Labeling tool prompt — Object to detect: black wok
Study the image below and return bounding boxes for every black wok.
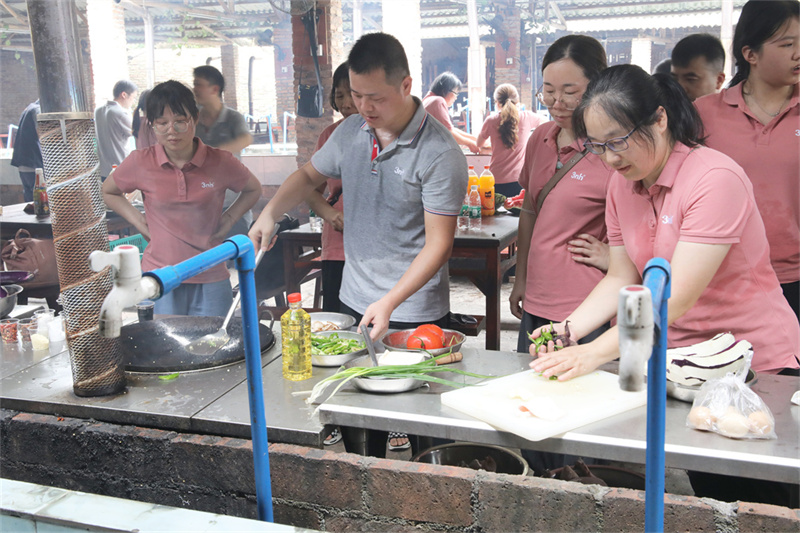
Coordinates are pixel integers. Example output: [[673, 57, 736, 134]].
[[120, 315, 275, 373]]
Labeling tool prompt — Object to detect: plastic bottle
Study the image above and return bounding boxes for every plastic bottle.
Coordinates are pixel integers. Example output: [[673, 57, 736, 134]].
[[468, 184, 482, 232], [32, 168, 49, 218], [457, 191, 470, 232], [281, 292, 312, 381], [309, 209, 322, 232], [479, 165, 495, 216], [467, 165, 479, 190]]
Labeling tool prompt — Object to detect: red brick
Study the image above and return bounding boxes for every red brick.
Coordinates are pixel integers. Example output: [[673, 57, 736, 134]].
[[737, 501, 800, 532], [601, 487, 646, 532], [477, 474, 598, 532], [269, 443, 362, 509], [170, 432, 256, 493], [365, 457, 476, 526], [664, 493, 716, 532], [325, 515, 431, 532], [273, 502, 321, 530]]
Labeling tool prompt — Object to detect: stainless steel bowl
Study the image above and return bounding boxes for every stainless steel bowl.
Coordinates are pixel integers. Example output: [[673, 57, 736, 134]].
[[353, 375, 426, 393], [0, 284, 23, 318], [412, 443, 529, 475], [380, 328, 466, 356], [309, 312, 356, 332], [311, 330, 367, 367], [666, 369, 758, 402]]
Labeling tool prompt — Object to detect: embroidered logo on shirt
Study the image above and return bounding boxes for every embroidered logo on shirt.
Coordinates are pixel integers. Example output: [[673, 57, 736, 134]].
[[570, 171, 585, 181], [795, 129, 800, 136], [201, 181, 215, 189], [394, 166, 405, 176], [661, 215, 674, 225]]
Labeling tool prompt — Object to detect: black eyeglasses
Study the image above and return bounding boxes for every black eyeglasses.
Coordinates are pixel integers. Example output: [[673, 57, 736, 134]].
[[583, 124, 640, 155]]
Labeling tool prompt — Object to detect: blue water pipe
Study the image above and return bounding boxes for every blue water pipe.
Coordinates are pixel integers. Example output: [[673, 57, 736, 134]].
[[641, 257, 671, 532], [146, 235, 274, 522]]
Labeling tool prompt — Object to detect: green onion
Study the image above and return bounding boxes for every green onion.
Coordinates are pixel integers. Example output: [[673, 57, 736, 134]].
[[159, 372, 180, 381], [311, 333, 365, 355]]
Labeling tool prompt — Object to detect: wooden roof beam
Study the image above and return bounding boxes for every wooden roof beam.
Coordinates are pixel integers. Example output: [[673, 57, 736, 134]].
[[0, 0, 28, 26], [196, 22, 236, 44]]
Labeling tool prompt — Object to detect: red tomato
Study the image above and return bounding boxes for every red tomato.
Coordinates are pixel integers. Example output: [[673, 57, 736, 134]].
[[406, 331, 444, 350], [414, 324, 445, 343]]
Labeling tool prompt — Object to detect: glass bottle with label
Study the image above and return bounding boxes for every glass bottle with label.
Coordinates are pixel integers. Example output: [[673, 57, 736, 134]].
[[33, 168, 49, 218], [281, 292, 312, 381]]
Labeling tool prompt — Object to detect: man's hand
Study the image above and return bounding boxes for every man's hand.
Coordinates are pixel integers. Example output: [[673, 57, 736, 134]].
[[248, 215, 279, 252], [359, 298, 394, 341]]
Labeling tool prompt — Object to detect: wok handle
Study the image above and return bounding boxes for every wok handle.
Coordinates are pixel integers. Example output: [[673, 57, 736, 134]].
[[223, 249, 266, 330]]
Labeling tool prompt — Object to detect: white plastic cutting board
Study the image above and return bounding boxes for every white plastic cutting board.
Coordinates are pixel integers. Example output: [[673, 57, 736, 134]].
[[441, 369, 647, 442]]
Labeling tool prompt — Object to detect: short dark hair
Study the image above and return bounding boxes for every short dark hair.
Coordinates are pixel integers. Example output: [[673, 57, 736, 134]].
[[542, 35, 607, 81], [729, 0, 799, 87], [653, 58, 672, 76], [428, 72, 461, 98], [193, 65, 225, 94], [132, 88, 151, 138], [113, 80, 137, 99], [330, 61, 349, 111], [146, 80, 199, 123], [672, 34, 725, 72], [348, 32, 410, 85], [573, 64, 705, 151]]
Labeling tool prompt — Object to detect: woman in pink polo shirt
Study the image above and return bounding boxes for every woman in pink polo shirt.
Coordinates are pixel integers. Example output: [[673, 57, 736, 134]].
[[511, 35, 614, 353], [475, 83, 545, 197], [694, 0, 800, 318], [529, 65, 800, 381], [422, 72, 479, 153], [103, 80, 262, 317]]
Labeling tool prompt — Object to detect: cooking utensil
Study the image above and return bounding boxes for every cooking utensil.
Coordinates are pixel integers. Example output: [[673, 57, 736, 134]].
[[311, 330, 367, 367], [359, 324, 379, 367], [353, 374, 426, 394], [0, 284, 23, 318], [185, 225, 277, 356], [441, 369, 647, 442], [0, 271, 34, 285], [121, 314, 275, 373], [666, 369, 758, 403], [309, 312, 356, 332], [412, 443, 529, 476], [380, 328, 466, 356]]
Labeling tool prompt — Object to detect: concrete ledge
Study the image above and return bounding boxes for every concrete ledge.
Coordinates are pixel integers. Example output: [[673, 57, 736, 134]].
[[1, 409, 798, 532]]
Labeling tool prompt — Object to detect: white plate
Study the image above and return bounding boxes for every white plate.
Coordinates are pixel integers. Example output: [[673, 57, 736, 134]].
[[353, 376, 426, 394]]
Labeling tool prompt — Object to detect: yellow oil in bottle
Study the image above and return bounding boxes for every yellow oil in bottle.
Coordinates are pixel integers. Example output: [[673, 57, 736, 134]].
[[281, 293, 312, 381]]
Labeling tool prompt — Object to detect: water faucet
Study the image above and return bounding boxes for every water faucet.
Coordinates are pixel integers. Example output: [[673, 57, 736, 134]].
[[617, 285, 654, 392], [90, 245, 161, 338]]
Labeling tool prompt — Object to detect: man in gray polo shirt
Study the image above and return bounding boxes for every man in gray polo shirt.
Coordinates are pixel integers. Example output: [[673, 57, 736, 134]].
[[193, 65, 254, 237], [95, 80, 137, 181], [250, 32, 467, 340]]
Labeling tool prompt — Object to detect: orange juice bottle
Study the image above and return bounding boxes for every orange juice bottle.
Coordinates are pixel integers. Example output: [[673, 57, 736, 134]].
[[468, 165, 479, 190], [479, 165, 495, 216]]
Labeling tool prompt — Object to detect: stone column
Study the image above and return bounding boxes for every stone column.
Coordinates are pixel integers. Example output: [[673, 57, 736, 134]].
[[273, 22, 295, 141], [220, 43, 242, 112], [493, 0, 522, 106], [381, 0, 422, 97], [86, 0, 129, 107]]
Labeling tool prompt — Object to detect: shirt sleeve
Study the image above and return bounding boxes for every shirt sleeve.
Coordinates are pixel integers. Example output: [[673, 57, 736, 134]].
[[217, 149, 254, 193], [424, 97, 454, 130], [229, 109, 251, 138], [310, 120, 346, 180], [111, 108, 133, 140], [111, 150, 142, 193], [679, 167, 751, 244], [420, 148, 469, 215], [605, 182, 624, 247]]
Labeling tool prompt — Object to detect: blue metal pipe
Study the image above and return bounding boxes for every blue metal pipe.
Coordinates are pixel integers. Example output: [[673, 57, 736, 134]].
[[641, 257, 671, 533], [144, 234, 273, 522]]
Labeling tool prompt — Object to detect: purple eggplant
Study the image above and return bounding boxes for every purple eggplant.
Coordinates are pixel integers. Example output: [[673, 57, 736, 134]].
[[0, 271, 34, 285]]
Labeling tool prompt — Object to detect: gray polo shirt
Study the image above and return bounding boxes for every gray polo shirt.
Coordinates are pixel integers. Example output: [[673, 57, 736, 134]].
[[311, 97, 468, 321], [196, 105, 253, 225], [95, 100, 133, 177]]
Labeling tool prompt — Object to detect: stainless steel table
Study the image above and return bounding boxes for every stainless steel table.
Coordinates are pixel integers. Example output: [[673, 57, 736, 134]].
[[318, 348, 800, 484]]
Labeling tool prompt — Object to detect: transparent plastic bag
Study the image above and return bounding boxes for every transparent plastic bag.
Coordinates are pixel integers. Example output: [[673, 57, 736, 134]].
[[685, 353, 776, 440]]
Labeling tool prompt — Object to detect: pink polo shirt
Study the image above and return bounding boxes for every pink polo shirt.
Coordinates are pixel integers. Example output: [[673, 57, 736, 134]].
[[314, 120, 344, 262], [478, 110, 545, 184], [422, 93, 453, 130], [694, 84, 800, 284], [606, 143, 800, 373], [519, 122, 613, 320], [113, 139, 252, 284]]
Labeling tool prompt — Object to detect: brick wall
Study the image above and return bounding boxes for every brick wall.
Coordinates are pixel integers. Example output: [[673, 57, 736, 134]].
[[493, 1, 522, 103], [0, 51, 38, 139], [2, 410, 798, 532]]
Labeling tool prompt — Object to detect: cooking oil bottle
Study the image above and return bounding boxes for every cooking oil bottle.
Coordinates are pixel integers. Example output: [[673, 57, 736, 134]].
[[281, 292, 312, 381]]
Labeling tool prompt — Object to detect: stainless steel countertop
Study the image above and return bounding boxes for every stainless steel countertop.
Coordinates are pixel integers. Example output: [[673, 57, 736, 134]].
[[318, 348, 800, 483]]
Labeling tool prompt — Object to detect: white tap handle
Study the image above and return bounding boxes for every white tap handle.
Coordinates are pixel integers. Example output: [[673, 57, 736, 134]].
[[90, 249, 121, 273]]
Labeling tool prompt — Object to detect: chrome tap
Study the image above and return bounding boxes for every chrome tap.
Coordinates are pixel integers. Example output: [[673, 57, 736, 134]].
[[90, 245, 161, 338], [617, 285, 654, 392]]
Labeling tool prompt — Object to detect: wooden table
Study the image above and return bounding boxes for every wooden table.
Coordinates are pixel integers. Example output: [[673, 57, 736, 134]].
[[278, 214, 519, 350], [0, 202, 139, 240]]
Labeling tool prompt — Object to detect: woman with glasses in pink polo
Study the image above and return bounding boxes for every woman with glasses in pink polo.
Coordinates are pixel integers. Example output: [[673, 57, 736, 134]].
[[422, 71, 479, 153], [102, 80, 262, 317], [511, 34, 614, 353], [529, 65, 799, 381]]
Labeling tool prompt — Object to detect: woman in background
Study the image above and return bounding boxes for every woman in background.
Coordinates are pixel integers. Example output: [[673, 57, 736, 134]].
[[132, 89, 157, 150], [694, 0, 800, 317], [422, 72, 479, 152], [475, 83, 545, 197], [511, 35, 613, 354]]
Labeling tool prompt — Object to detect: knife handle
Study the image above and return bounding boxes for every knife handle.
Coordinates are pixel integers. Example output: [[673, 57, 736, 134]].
[[436, 352, 463, 365]]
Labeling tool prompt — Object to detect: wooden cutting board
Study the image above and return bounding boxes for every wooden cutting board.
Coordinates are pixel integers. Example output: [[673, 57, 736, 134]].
[[441, 369, 647, 442]]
